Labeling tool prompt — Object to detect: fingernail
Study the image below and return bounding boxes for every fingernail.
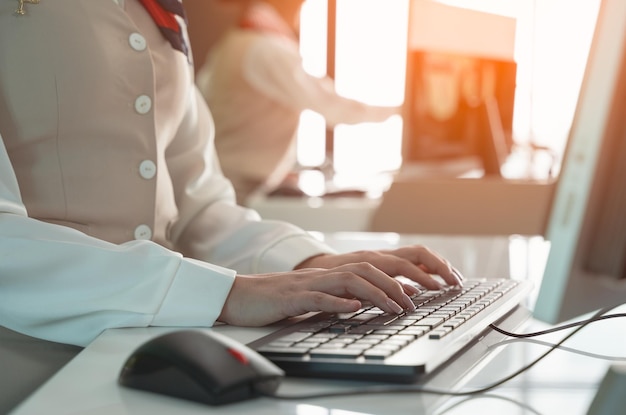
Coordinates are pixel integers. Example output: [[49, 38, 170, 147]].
[[403, 283, 422, 296], [453, 268, 465, 280], [402, 293, 416, 311], [386, 298, 404, 314], [453, 268, 465, 287]]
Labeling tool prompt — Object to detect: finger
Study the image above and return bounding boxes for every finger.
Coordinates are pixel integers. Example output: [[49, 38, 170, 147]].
[[304, 268, 413, 314], [332, 263, 417, 311], [288, 290, 363, 315], [349, 252, 444, 290], [387, 246, 463, 287], [402, 282, 422, 297]]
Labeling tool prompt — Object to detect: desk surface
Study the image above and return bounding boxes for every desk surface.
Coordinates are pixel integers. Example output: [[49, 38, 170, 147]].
[[10, 233, 624, 415]]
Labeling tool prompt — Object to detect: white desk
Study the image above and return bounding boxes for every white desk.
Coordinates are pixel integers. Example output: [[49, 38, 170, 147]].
[[9, 233, 624, 415]]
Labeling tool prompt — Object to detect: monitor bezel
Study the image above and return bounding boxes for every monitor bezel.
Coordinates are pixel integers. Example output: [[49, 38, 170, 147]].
[[533, 0, 626, 324]]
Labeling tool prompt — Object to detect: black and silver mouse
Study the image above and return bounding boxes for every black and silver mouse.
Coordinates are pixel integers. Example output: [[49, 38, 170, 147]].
[[118, 329, 285, 406]]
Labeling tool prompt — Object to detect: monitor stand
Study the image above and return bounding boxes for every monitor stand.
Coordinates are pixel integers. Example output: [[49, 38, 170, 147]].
[[477, 97, 509, 177], [587, 363, 626, 415]]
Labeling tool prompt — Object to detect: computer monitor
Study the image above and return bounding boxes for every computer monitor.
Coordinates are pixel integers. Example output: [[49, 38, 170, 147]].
[[401, 1, 517, 176], [402, 50, 516, 176], [533, 0, 626, 324]]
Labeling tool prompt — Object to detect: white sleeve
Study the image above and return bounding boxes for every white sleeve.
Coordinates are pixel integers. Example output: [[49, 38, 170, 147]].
[[242, 36, 399, 126], [0, 88, 335, 348], [0, 135, 236, 347]]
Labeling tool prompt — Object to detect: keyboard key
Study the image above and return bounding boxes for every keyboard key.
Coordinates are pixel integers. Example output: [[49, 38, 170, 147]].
[[405, 310, 432, 318], [257, 346, 311, 357], [299, 322, 333, 332], [363, 349, 394, 360], [310, 348, 363, 359], [348, 326, 375, 335], [440, 305, 464, 313], [395, 317, 421, 325], [429, 327, 453, 339], [279, 332, 312, 342], [367, 314, 400, 326], [400, 326, 429, 337], [309, 333, 338, 341], [329, 324, 352, 334], [354, 337, 384, 345], [297, 341, 323, 349], [325, 337, 357, 346], [372, 328, 401, 336], [382, 324, 412, 331], [443, 318, 465, 329], [380, 334, 414, 347], [343, 313, 377, 325], [430, 311, 454, 320], [345, 343, 373, 351], [414, 317, 445, 329]]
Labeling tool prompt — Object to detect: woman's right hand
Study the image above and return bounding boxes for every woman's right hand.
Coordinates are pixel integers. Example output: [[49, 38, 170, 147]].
[[217, 262, 421, 327]]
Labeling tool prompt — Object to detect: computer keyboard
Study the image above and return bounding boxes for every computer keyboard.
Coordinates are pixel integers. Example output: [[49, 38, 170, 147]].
[[248, 278, 530, 382]]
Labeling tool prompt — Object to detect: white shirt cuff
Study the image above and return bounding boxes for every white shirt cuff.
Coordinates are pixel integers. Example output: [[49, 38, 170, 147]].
[[152, 257, 236, 327]]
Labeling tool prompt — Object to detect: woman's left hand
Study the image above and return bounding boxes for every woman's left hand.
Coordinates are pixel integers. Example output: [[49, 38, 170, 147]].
[[295, 245, 464, 291]]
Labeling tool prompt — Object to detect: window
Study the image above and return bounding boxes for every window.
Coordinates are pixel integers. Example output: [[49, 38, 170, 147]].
[[297, 0, 601, 186]]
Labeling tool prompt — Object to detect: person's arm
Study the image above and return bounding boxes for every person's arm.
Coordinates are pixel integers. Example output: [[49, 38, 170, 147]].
[[242, 35, 399, 126], [1, 115, 462, 343], [165, 86, 337, 274], [0, 136, 236, 347], [160, 88, 465, 327]]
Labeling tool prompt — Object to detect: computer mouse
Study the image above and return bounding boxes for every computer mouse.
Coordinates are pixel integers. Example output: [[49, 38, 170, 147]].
[[118, 329, 285, 406]]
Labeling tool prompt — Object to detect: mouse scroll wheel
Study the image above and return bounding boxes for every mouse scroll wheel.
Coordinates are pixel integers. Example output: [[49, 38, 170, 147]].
[[227, 347, 249, 365]]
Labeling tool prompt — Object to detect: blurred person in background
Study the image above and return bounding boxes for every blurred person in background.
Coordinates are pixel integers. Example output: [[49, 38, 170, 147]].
[[194, 0, 398, 204]]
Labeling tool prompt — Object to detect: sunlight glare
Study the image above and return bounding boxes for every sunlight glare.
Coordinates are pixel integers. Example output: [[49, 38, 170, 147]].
[[297, 0, 602, 181]]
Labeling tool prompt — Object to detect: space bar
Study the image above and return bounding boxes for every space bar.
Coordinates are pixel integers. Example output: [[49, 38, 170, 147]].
[[257, 346, 310, 357], [309, 348, 363, 359]]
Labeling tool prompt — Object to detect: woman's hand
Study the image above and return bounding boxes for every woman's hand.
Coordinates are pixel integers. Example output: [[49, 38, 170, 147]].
[[218, 262, 420, 327], [218, 245, 463, 327], [295, 245, 464, 290]]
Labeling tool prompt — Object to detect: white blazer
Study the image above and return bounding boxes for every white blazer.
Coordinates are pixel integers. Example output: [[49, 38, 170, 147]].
[[0, 0, 333, 346]]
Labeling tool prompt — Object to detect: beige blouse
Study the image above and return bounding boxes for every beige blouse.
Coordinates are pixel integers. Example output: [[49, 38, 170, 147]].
[[0, 0, 333, 346]]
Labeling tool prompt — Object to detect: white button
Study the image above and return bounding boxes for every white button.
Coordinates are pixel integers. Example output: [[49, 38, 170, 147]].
[[134, 224, 152, 240], [129, 33, 147, 51], [134, 95, 152, 115], [139, 160, 156, 180]]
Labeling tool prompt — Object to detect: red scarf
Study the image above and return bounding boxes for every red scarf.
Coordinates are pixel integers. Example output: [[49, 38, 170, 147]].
[[138, 0, 189, 57]]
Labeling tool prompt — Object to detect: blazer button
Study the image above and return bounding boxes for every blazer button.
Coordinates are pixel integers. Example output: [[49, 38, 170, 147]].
[[134, 224, 153, 240], [129, 32, 147, 52], [139, 160, 156, 180], [134, 95, 152, 115]]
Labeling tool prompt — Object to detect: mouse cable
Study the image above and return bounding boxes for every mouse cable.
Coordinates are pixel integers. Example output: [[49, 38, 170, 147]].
[[433, 392, 544, 415], [488, 311, 626, 338], [265, 305, 617, 401], [487, 336, 626, 362]]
